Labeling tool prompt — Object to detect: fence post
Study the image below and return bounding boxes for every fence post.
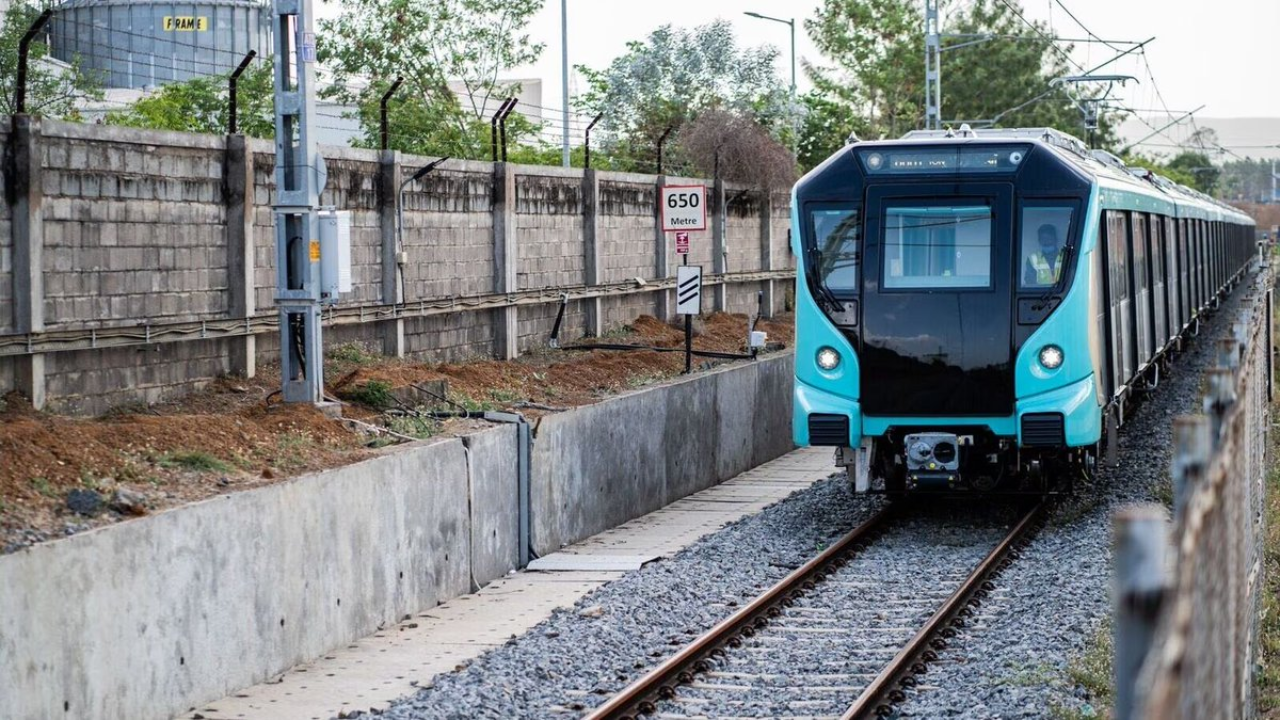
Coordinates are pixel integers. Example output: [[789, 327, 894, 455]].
[[14, 9, 52, 115], [224, 133, 256, 377], [654, 174, 671, 322], [582, 167, 602, 337], [9, 114, 45, 408], [1171, 415, 1210, 528], [379, 149, 405, 356], [380, 77, 403, 151], [493, 162, 519, 359], [1114, 504, 1169, 720], [1205, 367, 1237, 442], [759, 190, 775, 318], [712, 177, 727, 312], [227, 50, 257, 135]]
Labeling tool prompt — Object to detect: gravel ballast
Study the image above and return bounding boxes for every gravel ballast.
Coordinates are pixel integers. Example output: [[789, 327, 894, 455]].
[[372, 279, 1258, 720]]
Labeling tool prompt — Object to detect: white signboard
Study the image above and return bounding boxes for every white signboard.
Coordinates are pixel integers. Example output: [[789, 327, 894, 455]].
[[661, 185, 707, 232], [676, 266, 702, 315]]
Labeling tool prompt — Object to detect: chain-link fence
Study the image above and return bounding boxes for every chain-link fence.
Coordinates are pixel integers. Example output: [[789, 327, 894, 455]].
[[1114, 264, 1273, 720]]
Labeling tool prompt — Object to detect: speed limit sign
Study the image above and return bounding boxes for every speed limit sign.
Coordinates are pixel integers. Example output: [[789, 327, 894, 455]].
[[661, 185, 707, 232]]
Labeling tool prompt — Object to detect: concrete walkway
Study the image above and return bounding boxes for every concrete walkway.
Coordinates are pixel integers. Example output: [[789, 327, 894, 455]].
[[180, 447, 835, 720]]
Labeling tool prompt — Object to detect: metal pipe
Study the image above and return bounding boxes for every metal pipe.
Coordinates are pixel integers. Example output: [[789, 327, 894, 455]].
[[584, 112, 603, 169], [560, 0, 570, 168], [490, 97, 515, 162], [380, 76, 404, 151], [656, 125, 673, 174], [228, 50, 257, 135], [498, 98, 519, 162], [15, 9, 53, 115]]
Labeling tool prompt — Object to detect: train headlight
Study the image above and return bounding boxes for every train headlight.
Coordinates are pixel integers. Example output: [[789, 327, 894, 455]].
[[817, 347, 841, 371], [1038, 344, 1064, 370]]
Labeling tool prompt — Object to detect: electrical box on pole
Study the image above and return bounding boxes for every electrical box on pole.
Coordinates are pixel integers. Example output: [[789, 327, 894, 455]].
[[924, 0, 941, 130], [271, 0, 329, 405]]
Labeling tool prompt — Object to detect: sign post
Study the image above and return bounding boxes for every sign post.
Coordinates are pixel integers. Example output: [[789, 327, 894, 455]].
[[676, 266, 702, 373], [662, 185, 706, 373]]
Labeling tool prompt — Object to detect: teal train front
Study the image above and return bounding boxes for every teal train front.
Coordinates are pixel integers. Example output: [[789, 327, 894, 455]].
[[791, 127, 1256, 495]]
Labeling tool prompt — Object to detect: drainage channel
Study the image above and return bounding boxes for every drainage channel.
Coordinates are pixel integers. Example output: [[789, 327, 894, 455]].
[[579, 500, 1047, 720]]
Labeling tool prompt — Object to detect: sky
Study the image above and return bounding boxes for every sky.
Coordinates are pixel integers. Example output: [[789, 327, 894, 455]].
[[315, 0, 1280, 155], [502, 0, 1280, 152]]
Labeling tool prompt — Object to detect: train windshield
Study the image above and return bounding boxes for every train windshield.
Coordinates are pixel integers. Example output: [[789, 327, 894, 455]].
[[882, 205, 993, 290], [811, 207, 861, 292], [1018, 205, 1075, 290]]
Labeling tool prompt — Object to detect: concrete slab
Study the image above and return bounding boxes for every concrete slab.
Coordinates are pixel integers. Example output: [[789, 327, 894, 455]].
[[182, 447, 834, 720]]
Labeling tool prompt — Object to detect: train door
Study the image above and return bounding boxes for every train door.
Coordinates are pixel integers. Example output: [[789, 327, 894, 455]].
[[1149, 214, 1168, 353], [1129, 212, 1152, 371], [1103, 211, 1133, 393]]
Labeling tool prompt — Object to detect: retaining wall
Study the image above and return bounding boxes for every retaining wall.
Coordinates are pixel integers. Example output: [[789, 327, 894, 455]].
[[0, 351, 797, 720]]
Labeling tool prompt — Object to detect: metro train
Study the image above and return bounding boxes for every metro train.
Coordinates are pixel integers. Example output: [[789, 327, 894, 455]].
[[790, 126, 1257, 494]]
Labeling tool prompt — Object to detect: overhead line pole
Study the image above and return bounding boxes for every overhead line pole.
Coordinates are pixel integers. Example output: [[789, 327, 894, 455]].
[[560, 0, 570, 167], [744, 11, 797, 155], [924, 0, 941, 129]]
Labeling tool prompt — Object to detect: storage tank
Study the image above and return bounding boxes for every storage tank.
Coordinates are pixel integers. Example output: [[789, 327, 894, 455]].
[[49, 0, 271, 90]]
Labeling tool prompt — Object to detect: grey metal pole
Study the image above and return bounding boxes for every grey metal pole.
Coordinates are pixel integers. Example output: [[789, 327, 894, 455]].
[[1113, 504, 1169, 720], [561, 0, 570, 168], [788, 18, 797, 157]]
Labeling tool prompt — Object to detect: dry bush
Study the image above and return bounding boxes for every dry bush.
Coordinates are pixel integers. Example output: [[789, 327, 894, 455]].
[[678, 109, 797, 189]]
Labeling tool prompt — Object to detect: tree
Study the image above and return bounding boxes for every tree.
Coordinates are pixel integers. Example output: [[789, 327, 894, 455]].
[[1121, 152, 1197, 189], [1166, 151, 1220, 195], [319, 0, 544, 159], [105, 60, 274, 137], [0, 0, 100, 118], [576, 20, 790, 173], [802, 0, 1115, 168], [678, 109, 797, 189], [1218, 158, 1273, 203]]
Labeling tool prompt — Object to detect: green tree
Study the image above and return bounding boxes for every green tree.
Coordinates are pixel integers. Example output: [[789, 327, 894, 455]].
[[319, 0, 545, 159], [803, 0, 1114, 167], [1219, 158, 1273, 202], [0, 0, 100, 117], [1121, 152, 1198, 188], [576, 20, 791, 173], [1166, 151, 1220, 195], [104, 60, 275, 137]]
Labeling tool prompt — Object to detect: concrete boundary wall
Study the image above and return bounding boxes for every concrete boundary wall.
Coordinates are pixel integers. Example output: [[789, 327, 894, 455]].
[[1, 119, 795, 414], [0, 352, 796, 720]]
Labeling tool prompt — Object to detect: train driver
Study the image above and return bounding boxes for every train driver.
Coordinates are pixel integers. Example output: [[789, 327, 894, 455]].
[[1023, 223, 1065, 287]]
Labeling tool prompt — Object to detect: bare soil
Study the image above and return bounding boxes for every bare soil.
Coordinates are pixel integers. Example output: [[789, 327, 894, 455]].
[[0, 312, 792, 552]]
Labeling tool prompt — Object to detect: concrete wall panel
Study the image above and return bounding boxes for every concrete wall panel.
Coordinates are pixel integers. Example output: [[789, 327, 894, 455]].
[[463, 425, 520, 588], [0, 437, 472, 720]]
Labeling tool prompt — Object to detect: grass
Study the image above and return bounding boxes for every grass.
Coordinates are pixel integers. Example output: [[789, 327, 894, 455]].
[[1048, 620, 1113, 719], [625, 371, 669, 389], [386, 415, 437, 441], [1256, 462, 1280, 713], [271, 432, 320, 473], [157, 451, 235, 474], [487, 388, 523, 404], [327, 342, 381, 367], [30, 477, 57, 498], [445, 392, 496, 414], [341, 380, 395, 410]]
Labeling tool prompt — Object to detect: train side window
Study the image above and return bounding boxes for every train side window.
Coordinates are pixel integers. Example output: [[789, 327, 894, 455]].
[[1106, 211, 1129, 301], [810, 207, 860, 291], [1018, 205, 1075, 290]]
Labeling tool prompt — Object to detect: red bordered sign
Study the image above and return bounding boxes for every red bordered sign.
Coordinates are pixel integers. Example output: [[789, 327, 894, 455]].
[[661, 185, 707, 232]]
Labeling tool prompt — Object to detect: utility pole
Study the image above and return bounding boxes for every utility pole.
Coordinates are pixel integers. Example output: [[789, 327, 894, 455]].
[[744, 12, 797, 156], [271, 0, 328, 404], [561, 0, 570, 167], [1272, 159, 1278, 203], [924, 0, 941, 130]]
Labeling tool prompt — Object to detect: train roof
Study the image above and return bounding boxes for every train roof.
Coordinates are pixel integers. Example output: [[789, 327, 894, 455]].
[[871, 127, 1256, 227]]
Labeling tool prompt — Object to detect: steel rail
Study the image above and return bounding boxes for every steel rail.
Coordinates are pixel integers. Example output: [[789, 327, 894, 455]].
[[582, 506, 898, 720], [841, 500, 1048, 719]]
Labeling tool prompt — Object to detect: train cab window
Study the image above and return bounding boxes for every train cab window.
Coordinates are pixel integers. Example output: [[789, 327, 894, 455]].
[[810, 207, 861, 291], [1018, 205, 1075, 290], [882, 205, 993, 289]]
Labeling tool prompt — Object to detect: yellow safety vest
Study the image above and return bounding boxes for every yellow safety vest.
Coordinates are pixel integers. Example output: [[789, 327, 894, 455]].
[[1028, 249, 1064, 285]]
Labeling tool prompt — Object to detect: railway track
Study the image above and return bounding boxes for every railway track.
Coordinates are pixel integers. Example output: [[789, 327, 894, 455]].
[[581, 500, 1047, 720]]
